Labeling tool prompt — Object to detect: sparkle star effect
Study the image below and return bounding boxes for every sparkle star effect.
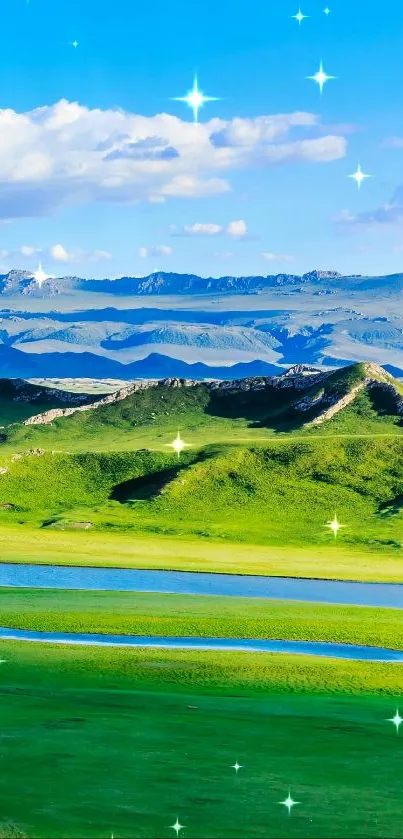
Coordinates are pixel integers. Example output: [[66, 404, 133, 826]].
[[324, 6, 331, 14], [292, 9, 308, 25], [232, 762, 242, 773], [279, 792, 300, 815], [348, 163, 371, 190], [32, 263, 49, 289], [387, 709, 403, 733], [172, 76, 220, 123], [166, 432, 191, 460], [325, 514, 346, 539], [169, 819, 185, 836], [307, 61, 336, 94], [72, 40, 79, 48]]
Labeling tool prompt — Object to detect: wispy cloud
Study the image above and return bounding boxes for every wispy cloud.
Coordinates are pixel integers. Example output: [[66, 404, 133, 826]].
[[174, 219, 249, 239], [335, 185, 403, 232], [262, 251, 294, 263], [139, 245, 172, 258]]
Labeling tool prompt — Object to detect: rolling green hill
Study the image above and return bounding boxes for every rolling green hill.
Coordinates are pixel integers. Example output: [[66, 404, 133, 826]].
[[0, 362, 402, 454], [0, 437, 401, 553], [0, 362, 401, 559]]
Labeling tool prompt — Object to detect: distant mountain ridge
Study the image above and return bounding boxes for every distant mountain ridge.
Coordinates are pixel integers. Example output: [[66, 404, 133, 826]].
[[0, 344, 282, 380], [0, 268, 402, 380], [0, 268, 387, 298]]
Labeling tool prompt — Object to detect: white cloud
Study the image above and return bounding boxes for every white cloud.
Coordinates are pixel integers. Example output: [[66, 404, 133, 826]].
[[139, 245, 172, 258], [227, 219, 247, 238], [262, 252, 294, 263], [90, 249, 112, 261], [0, 99, 347, 219], [175, 219, 248, 238], [183, 223, 223, 236], [20, 245, 40, 257], [51, 243, 70, 262], [49, 243, 112, 263]]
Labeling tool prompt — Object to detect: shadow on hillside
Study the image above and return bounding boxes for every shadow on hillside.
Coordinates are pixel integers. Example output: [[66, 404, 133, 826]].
[[110, 448, 220, 503], [368, 387, 403, 425], [205, 388, 305, 432], [110, 466, 184, 502], [377, 494, 403, 518]]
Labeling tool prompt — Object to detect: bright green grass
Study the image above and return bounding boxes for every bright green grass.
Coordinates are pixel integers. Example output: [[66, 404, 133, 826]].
[[1, 525, 403, 581], [0, 642, 403, 837], [1, 588, 403, 651], [1, 364, 402, 456], [0, 438, 402, 555]]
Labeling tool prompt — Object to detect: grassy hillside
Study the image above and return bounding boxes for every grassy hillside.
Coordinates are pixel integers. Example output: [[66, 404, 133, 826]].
[[0, 378, 100, 426], [0, 438, 402, 553], [0, 363, 401, 564], [0, 362, 402, 454]]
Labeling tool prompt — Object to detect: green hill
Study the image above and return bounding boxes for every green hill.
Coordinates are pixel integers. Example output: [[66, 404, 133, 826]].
[[0, 378, 102, 426], [0, 437, 402, 552], [0, 362, 402, 453], [0, 363, 401, 554]]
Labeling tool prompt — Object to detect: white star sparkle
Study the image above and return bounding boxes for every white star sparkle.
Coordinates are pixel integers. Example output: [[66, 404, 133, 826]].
[[172, 75, 220, 123], [324, 6, 331, 14], [325, 514, 345, 539], [348, 163, 371, 190], [166, 432, 191, 460], [307, 61, 336, 94], [169, 819, 185, 836], [387, 709, 403, 733], [292, 9, 308, 25], [72, 40, 79, 48], [280, 792, 300, 814], [32, 263, 49, 289], [232, 762, 242, 773]]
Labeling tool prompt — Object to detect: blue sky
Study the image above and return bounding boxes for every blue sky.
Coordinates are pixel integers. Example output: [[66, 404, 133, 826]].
[[0, 0, 403, 278]]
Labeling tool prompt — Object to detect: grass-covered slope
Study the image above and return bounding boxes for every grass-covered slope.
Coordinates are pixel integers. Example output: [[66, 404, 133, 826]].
[[0, 362, 402, 453], [0, 377, 100, 426], [0, 362, 401, 561], [0, 438, 402, 553]]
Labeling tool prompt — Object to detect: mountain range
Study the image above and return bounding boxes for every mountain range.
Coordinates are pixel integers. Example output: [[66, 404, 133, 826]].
[[1, 268, 402, 297], [0, 269, 402, 379]]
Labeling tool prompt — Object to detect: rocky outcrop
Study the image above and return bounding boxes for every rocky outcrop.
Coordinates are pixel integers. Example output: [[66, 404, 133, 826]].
[[22, 367, 330, 426], [306, 383, 366, 426], [11, 379, 90, 405], [23, 380, 160, 426]]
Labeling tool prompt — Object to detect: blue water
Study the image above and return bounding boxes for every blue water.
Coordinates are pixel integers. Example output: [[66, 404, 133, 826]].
[[0, 563, 403, 608], [0, 626, 401, 662]]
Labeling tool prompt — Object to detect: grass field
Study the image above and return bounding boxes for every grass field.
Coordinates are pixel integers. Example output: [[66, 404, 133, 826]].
[[1, 588, 403, 650], [0, 642, 402, 838], [1, 525, 403, 581], [0, 368, 402, 837]]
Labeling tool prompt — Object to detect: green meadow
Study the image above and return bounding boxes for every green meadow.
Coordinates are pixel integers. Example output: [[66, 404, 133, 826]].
[[1, 588, 403, 650], [0, 642, 402, 838], [0, 364, 402, 837]]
